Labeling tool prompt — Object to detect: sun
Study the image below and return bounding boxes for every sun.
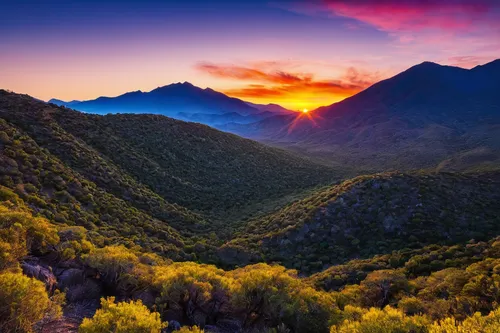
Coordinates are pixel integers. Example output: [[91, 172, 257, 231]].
[[302, 108, 309, 113]]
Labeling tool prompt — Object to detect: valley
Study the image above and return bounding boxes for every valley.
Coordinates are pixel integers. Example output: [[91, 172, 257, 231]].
[[1, 61, 500, 333]]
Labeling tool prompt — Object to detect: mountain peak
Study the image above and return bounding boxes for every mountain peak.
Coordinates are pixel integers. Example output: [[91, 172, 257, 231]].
[[48, 98, 82, 106], [171, 81, 195, 87], [121, 90, 142, 96], [151, 81, 200, 94], [472, 59, 500, 71], [410, 61, 442, 70]]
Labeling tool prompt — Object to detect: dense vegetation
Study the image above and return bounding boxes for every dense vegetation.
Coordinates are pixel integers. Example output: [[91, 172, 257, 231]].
[[2, 189, 500, 332], [0, 90, 339, 262], [0, 90, 337, 217], [226, 171, 500, 273], [1, 90, 500, 332]]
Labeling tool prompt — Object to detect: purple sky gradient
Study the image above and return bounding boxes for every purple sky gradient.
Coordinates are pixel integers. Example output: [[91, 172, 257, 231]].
[[1, 0, 499, 109]]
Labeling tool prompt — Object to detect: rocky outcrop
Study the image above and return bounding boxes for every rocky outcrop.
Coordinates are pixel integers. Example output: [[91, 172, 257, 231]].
[[22, 261, 57, 293]]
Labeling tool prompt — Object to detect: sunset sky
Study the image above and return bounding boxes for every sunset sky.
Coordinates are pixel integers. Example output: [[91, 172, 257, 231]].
[[1, 0, 500, 110]]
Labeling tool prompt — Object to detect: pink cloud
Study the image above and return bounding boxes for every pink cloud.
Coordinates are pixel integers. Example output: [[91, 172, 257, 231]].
[[448, 55, 497, 68], [320, 0, 499, 33]]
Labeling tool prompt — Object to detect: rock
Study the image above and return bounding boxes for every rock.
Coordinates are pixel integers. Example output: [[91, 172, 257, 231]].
[[65, 279, 102, 302], [22, 262, 57, 293], [216, 319, 242, 333], [204, 325, 220, 332], [132, 289, 157, 308], [57, 268, 85, 289], [169, 320, 181, 331]]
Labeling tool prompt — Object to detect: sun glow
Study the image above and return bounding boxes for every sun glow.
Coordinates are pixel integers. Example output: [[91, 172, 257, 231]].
[[284, 107, 322, 134]]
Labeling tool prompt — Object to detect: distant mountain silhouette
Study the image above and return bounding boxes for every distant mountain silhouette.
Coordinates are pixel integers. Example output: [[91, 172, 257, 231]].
[[245, 101, 293, 114], [49, 82, 289, 127], [48, 98, 81, 106], [229, 59, 500, 171]]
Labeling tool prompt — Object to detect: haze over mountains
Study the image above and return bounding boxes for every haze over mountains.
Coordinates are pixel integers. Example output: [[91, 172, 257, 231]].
[[50, 59, 500, 174], [49, 82, 293, 128]]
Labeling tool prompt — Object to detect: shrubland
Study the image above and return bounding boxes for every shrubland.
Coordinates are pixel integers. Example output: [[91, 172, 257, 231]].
[[2, 186, 500, 332]]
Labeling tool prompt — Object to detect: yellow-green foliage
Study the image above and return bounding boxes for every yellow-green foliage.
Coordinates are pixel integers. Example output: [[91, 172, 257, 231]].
[[57, 226, 94, 261], [331, 306, 430, 333], [86, 247, 340, 332], [85, 245, 140, 283], [0, 204, 59, 270], [84, 245, 163, 296], [229, 263, 339, 333], [358, 269, 409, 307], [0, 272, 63, 332], [152, 262, 232, 325], [79, 297, 165, 333], [430, 308, 500, 332]]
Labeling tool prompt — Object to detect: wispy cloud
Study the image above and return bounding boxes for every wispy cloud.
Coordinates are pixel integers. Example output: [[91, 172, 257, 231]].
[[195, 62, 381, 106], [448, 55, 497, 68], [273, 0, 500, 70], [196, 63, 307, 84]]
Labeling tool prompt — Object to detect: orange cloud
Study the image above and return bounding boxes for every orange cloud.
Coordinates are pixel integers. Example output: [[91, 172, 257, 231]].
[[195, 62, 381, 109], [195, 62, 307, 84]]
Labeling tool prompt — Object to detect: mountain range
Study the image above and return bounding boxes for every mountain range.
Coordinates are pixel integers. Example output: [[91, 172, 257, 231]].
[[227, 59, 500, 172], [49, 82, 293, 128], [51, 59, 500, 173]]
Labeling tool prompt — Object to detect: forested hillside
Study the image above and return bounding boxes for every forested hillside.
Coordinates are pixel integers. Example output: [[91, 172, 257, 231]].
[[225, 172, 500, 273], [0, 90, 339, 255], [1, 90, 500, 332]]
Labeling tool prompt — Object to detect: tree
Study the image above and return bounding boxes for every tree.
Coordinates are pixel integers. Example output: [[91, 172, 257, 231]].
[[360, 269, 409, 307], [152, 262, 231, 326]]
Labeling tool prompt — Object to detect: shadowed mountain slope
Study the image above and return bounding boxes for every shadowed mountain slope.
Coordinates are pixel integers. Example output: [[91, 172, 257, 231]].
[[230, 60, 500, 172], [0, 90, 339, 240]]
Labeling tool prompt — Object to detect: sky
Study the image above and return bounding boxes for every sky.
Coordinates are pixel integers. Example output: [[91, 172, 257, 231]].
[[1, 0, 500, 110]]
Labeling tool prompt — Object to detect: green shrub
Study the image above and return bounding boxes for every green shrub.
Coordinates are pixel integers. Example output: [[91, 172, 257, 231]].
[[430, 307, 500, 332], [0, 205, 59, 269], [0, 272, 63, 332], [79, 297, 165, 333], [152, 262, 231, 325], [331, 306, 429, 333]]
